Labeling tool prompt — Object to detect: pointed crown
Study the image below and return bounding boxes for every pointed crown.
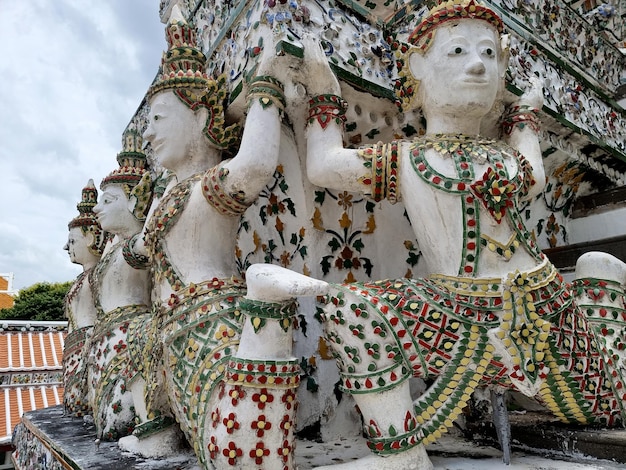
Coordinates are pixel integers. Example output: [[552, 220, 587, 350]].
[[68, 179, 108, 256], [101, 130, 148, 194], [147, 6, 209, 99], [101, 129, 153, 222], [408, 0, 504, 49], [147, 6, 240, 150], [68, 179, 99, 230]]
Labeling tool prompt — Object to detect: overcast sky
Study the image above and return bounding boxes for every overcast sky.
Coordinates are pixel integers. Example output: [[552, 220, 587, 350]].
[[0, 0, 164, 291]]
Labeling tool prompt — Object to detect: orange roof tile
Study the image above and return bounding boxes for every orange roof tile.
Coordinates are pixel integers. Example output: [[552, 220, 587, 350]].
[[21, 389, 32, 413], [10, 335, 19, 370], [0, 385, 63, 443], [0, 294, 13, 310], [0, 336, 7, 370], [0, 322, 68, 444], [0, 330, 66, 372], [21, 334, 32, 369], [31, 334, 44, 370]]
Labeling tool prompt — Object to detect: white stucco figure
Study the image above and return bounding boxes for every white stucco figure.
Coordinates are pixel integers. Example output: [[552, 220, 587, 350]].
[[123, 7, 325, 468], [88, 132, 153, 441], [63, 179, 107, 417], [246, 1, 626, 469]]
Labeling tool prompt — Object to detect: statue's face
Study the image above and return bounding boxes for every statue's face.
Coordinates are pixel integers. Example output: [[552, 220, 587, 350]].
[[143, 91, 203, 170], [411, 20, 501, 118], [64, 227, 95, 266], [93, 185, 135, 235]]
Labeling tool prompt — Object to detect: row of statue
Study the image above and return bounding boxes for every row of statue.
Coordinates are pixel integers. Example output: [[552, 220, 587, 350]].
[[60, 2, 626, 469]]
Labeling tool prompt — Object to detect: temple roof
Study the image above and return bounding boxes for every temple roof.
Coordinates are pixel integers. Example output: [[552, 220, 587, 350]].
[[0, 274, 15, 310], [0, 321, 67, 444]]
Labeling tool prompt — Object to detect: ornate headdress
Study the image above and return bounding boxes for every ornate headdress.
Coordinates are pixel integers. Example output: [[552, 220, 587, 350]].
[[408, 0, 504, 50], [394, 0, 505, 111], [68, 179, 108, 256], [147, 6, 240, 150], [101, 130, 153, 221]]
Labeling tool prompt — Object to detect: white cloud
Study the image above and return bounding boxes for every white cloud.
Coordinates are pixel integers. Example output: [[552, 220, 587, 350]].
[[0, 0, 164, 290]]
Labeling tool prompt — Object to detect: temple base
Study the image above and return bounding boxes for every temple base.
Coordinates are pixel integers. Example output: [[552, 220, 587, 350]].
[[12, 406, 199, 470], [12, 406, 626, 469]]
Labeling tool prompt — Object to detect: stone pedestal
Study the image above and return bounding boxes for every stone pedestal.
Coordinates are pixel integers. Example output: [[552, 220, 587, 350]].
[[12, 406, 626, 470], [11, 406, 198, 470]]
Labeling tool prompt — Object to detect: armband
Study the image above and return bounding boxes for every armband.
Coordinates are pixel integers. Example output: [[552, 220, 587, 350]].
[[202, 166, 251, 217], [238, 297, 297, 333], [307, 94, 348, 130], [358, 141, 400, 204], [501, 105, 540, 135], [247, 75, 285, 116], [122, 233, 150, 269]]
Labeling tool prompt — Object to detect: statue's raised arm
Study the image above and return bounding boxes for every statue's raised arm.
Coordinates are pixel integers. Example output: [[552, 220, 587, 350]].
[[502, 75, 546, 199], [303, 38, 375, 195], [218, 58, 286, 205]]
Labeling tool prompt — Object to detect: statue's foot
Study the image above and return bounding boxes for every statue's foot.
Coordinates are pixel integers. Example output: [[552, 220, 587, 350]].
[[245, 263, 329, 302], [314, 444, 433, 470], [118, 424, 185, 458]]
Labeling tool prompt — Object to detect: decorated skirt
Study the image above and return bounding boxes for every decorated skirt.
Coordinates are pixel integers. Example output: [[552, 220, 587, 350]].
[[323, 258, 626, 451], [160, 277, 245, 464], [89, 303, 151, 440], [63, 325, 93, 417]]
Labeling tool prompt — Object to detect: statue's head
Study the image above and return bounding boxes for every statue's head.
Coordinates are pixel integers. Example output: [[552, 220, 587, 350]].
[[94, 130, 152, 235], [396, 0, 508, 117], [143, 6, 239, 170], [65, 179, 107, 265]]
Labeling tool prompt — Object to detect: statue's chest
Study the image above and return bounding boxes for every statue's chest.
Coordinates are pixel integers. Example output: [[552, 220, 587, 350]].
[[406, 138, 540, 275], [145, 174, 202, 252], [418, 150, 518, 183], [410, 139, 528, 225]]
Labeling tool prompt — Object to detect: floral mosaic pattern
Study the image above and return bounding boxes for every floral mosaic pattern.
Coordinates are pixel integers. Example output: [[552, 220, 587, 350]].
[[206, 358, 300, 468], [237, 165, 310, 277]]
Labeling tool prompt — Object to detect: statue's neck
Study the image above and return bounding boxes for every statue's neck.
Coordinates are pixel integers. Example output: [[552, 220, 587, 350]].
[[81, 258, 99, 272], [171, 146, 221, 182], [111, 222, 142, 241], [424, 112, 483, 136]]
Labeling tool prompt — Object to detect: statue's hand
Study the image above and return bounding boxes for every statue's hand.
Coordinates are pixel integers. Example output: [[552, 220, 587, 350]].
[[250, 34, 340, 98], [516, 75, 544, 110], [300, 35, 341, 97], [254, 37, 300, 82]]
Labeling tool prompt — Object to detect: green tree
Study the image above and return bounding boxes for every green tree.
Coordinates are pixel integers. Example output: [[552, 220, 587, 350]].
[[0, 281, 72, 321]]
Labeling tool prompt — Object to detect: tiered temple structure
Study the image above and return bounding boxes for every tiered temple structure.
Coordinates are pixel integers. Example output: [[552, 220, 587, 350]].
[[11, 0, 626, 469]]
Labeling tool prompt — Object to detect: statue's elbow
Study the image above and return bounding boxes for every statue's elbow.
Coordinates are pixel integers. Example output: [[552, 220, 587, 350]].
[[527, 169, 546, 199], [306, 161, 325, 188]]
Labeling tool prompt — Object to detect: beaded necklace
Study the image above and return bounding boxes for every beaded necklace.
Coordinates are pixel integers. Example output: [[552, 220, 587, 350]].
[[410, 134, 541, 276], [144, 173, 203, 291]]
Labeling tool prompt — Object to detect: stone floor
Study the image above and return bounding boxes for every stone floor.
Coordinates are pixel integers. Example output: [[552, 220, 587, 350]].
[[13, 406, 626, 470], [298, 435, 626, 469]]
